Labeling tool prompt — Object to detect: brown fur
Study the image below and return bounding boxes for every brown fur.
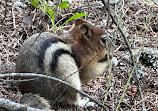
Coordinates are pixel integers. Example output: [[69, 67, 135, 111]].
[[67, 19, 105, 64], [67, 19, 107, 83], [16, 19, 114, 109]]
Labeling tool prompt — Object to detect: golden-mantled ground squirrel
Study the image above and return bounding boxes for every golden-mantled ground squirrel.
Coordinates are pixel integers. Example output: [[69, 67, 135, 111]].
[[16, 19, 118, 110]]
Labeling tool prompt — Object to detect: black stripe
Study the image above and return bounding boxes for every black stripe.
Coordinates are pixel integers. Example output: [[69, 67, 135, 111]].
[[50, 49, 76, 73], [38, 38, 66, 70]]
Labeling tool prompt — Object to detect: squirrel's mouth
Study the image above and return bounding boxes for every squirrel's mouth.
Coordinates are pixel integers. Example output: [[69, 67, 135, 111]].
[[98, 54, 112, 62]]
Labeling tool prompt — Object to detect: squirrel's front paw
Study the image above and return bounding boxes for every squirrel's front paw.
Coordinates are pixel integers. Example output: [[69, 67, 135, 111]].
[[112, 57, 118, 66], [77, 97, 95, 108]]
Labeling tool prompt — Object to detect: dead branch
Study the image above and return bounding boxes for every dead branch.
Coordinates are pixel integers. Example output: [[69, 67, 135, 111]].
[[1, 0, 8, 23], [151, 0, 158, 6], [0, 98, 51, 111], [12, 3, 16, 28], [109, 12, 135, 64], [103, 3, 146, 111], [104, 0, 110, 29], [0, 73, 112, 110]]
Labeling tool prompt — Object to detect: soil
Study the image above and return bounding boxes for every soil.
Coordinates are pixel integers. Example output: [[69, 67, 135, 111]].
[[0, 0, 157, 111]]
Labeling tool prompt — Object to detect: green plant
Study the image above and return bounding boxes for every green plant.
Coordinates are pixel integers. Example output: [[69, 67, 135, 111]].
[[29, 0, 87, 31], [115, 42, 145, 111]]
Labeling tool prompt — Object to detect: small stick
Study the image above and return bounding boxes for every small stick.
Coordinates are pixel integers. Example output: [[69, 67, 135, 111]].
[[104, 6, 146, 111], [0, 73, 112, 110], [2, 0, 8, 23], [0, 98, 51, 111], [12, 3, 16, 28]]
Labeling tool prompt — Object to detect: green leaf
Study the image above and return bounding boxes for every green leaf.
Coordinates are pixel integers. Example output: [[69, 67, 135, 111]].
[[58, 3, 69, 8], [63, 13, 87, 25], [43, 1, 49, 13], [48, 10, 55, 26], [48, 10, 54, 17], [58, 0, 70, 8], [30, 1, 38, 7], [62, 1, 70, 4], [34, 0, 39, 4]]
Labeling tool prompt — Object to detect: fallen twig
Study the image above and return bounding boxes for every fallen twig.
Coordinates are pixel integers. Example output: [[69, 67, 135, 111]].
[[0, 98, 51, 111], [2, 0, 8, 23], [104, 3, 146, 111], [151, 0, 158, 6], [104, 0, 110, 29], [0, 73, 112, 110], [12, 3, 16, 28]]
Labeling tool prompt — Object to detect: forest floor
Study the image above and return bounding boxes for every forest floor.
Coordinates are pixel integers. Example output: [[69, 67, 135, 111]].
[[0, 0, 158, 111]]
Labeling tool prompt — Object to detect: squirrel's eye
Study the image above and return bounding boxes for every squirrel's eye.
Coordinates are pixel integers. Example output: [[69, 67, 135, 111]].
[[101, 37, 106, 43], [100, 36, 107, 46]]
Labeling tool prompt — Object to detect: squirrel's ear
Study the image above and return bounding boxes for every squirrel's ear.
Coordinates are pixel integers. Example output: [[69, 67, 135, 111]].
[[74, 19, 86, 26], [80, 23, 91, 39]]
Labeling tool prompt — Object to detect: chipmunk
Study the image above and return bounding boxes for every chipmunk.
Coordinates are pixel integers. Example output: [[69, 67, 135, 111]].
[[16, 19, 118, 110]]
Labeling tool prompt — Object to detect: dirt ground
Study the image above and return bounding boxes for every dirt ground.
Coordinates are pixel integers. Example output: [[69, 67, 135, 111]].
[[0, 0, 158, 111]]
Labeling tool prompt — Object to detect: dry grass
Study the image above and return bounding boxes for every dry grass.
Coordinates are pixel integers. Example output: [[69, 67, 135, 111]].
[[0, 0, 157, 110]]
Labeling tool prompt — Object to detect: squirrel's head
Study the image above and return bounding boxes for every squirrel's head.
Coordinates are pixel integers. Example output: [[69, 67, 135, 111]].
[[68, 19, 115, 83]]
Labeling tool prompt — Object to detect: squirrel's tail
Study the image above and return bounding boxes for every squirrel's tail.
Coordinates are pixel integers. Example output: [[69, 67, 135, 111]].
[[18, 93, 51, 110]]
